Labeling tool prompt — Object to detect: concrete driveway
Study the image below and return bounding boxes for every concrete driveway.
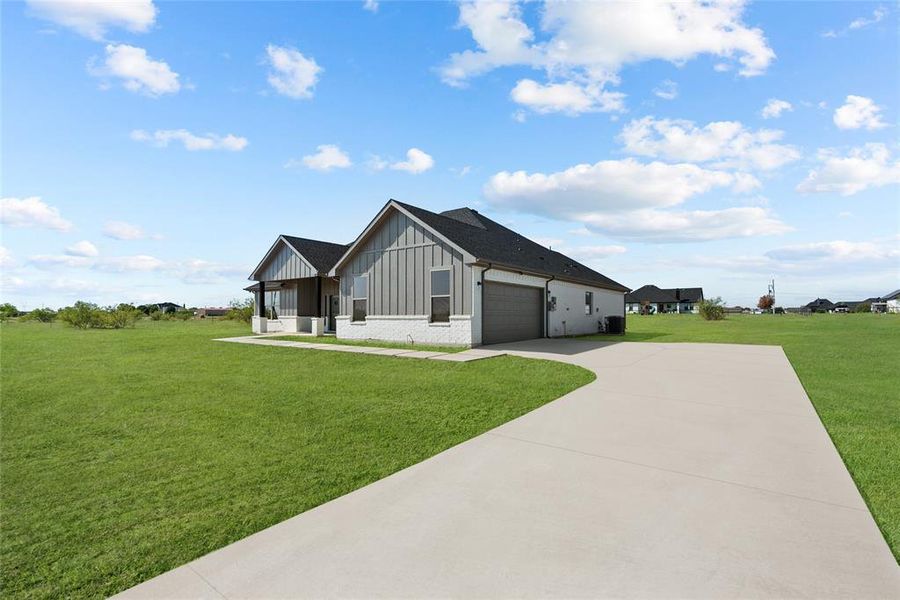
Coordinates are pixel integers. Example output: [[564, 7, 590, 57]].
[[118, 340, 899, 599]]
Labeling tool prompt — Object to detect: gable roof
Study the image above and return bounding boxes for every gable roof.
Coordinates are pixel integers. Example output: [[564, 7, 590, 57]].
[[249, 235, 349, 280], [625, 285, 676, 303], [388, 201, 628, 291], [281, 236, 349, 274], [882, 289, 900, 300], [625, 285, 704, 303], [805, 298, 835, 309]]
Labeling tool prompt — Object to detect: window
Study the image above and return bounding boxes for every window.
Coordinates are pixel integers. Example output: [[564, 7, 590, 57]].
[[585, 291, 593, 315], [431, 269, 450, 322], [267, 290, 280, 319], [352, 275, 367, 322]]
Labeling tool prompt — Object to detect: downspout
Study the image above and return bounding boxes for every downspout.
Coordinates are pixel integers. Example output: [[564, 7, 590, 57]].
[[480, 263, 493, 344], [545, 276, 555, 338]]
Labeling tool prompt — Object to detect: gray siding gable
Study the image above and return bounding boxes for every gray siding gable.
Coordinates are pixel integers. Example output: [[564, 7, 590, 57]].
[[337, 207, 473, 317], [253, 239, 316, 281]]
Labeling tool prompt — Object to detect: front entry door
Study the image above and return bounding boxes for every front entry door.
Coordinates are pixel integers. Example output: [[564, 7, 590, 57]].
[[328, 295, 339, 332]]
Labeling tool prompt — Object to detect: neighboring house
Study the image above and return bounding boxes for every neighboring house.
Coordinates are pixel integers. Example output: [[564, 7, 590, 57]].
[[196, 307, 230, 318], [246, 236, 349, 334], [804, 298, 835, 313], [625, 285, 704, 314], [246, 199, 628, 345], [876, 289, 900, 313], [146, 302, 183, 314]]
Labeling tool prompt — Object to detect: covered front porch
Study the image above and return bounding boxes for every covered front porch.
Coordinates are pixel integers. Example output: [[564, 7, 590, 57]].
[[245, 276, 340, 335]]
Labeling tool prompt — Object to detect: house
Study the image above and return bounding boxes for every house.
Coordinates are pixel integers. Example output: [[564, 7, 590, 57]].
[[196, 307, 230, 318], [246, 236, 350, 334], [246, 199, 628, 345], [804, 298, 835, 313], [625, 285, 704, 314], [872, 289, 900, 313]]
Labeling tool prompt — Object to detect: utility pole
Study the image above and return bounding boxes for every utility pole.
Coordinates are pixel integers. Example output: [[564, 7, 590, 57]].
[[768, 279, 776, 314]]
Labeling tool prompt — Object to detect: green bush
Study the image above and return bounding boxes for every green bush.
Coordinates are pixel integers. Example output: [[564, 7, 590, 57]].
[[224, 298, 254, 324], [148, 309, 164, 321], [58, 301, 139, 329], [0, 303, 18, 321], [855, 302, 871, 313], [20, 307, 57, 323], [698, 297, 726, 321], [170, 309, 194, 321]]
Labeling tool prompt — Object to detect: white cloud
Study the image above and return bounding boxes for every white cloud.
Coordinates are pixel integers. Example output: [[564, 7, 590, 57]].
[[89, 44, 180, 97], [94, 255, 165, 272], [27, 0, 156, 40], [581, 207, 792, 242], [619, 117, 801, 171], [653, 79, 678, 101], [797, 143, 900, 196], [761, 98, 792, 119], [363, 0, 378, 13], [484, 157, 789, 242], [833, 95, 887, 130], [130, 129, 248, 151], [0, 247, 15, 269], [440, 1, 774, 115], [29, 254, 93, 269], [485, 158, 752, 215], [766, 240, 899, 263], [103, 220, 159, 240], [66, 240, 99, 257], [389, 148, 435, 174], [510, 79, 624, 114], [265, 44, 322, 99], [1, 196, 72, 231], [823, 6, 888, 38], [291, 144, 352, 171]]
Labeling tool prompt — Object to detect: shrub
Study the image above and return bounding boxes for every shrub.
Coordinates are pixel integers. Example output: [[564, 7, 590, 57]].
[[855, 302, 871, 313], [224, 298, 254, 324], [58, 301, 140, 329], [148, 309, 164, 321], [757, 295, 774, 310], [698, 297, 726, 321], [0, 303, 18, 321], [21, 307, 57, 323], [59, 301, 102, 329], [170, 309, 194, 321]]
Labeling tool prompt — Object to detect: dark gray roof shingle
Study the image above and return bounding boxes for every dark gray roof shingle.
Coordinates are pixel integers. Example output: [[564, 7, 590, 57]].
[[625, 285, 704, 303], [281, 236, 350, 274], [394, 201, 628, 292]]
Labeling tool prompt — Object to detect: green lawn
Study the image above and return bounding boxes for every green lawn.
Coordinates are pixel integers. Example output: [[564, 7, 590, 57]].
[[267, 335, 466, 353], [0, 320, 593, 599], [585, 313, 900, 560]]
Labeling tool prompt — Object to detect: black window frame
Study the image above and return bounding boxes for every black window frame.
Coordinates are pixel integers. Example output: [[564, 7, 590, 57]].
[[585, 291, 593, 316]]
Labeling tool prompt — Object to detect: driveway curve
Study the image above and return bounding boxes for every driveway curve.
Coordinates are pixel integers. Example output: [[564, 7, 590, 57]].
[[118, 340, 899, 599]]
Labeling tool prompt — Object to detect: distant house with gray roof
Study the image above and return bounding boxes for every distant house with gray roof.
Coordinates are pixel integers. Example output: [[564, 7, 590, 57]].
[[625, 285, 704, 314]]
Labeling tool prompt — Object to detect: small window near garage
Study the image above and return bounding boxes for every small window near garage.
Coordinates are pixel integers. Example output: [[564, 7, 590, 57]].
[[431, 268, 450, 322], [585, 291, 593, 315], [352, 275, 368, 322]]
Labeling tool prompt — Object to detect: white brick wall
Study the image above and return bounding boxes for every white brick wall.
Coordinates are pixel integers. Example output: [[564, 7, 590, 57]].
[[336, 315, 474, 346]]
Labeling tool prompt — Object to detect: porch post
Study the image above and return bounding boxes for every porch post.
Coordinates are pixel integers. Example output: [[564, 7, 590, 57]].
[[258, 281, 266, 317], [316, 276, 322, 317]]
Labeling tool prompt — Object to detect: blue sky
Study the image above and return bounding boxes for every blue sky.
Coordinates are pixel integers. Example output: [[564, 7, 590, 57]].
[[2, 0, 898, 310]]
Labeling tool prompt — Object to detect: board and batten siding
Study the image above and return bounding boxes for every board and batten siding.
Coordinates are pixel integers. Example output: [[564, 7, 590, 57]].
[[338, 209, 472, 317], [257, 241, 316, 281]]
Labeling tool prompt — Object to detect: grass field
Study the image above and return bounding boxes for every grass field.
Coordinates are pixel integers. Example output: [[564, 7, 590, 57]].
[[268, 335, 466, 353], [0, 320, 593, 598], [585, 313, 900, 561]]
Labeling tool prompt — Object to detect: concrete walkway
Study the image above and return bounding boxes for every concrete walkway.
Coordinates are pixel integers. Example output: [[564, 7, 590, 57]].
[[118, 340, 899, 599], [214, 335, 506, 362]]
